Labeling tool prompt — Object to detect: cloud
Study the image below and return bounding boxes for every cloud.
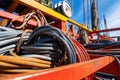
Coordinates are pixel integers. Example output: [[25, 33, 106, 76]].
[[106, 2, 120, 28], [100, 1, 120, 37], [73, 0, 120, 38], [98, 0, 111, 9]]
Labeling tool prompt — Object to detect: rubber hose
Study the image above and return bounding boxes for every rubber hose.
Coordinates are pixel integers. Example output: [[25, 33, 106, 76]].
[[19, 25, 76, 66]]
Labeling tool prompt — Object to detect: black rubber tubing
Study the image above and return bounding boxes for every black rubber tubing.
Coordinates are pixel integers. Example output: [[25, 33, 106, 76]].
[[21, 25, 76, 64]]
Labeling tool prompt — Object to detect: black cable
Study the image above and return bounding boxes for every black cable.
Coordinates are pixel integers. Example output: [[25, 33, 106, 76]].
[[84, 41, 120, 50], [19, 25, 76, 67]]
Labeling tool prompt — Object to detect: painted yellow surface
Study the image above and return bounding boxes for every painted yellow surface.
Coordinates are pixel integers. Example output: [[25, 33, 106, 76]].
[[19, 0, 92, 32]]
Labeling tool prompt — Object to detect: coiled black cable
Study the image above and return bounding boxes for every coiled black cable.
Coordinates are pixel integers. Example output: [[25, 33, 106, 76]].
[[19, 25, 76, 67]]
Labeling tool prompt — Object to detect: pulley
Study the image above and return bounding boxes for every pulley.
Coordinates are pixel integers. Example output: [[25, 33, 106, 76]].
[[54, 0, 72, 18], [62, 0, 72, 18]]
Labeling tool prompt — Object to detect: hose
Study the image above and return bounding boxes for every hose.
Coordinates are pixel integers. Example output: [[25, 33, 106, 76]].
[[0, 44, 16, 53], [0, 27, 30, 55], [87, 50, 120, 66], [0, 27, 23, 41], [0, 26, 93, 78], [72, 39, 90, 62], [0, 55, 51, 77], [18, 25, 76, 66], [0, 56, 51, 67], [0, 25, 77, 77], [87, 50, 120, 55], [84, 40, 120, 50]]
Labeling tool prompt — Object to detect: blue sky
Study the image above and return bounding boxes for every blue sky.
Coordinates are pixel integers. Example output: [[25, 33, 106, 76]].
[[53, 0, 120, 37], [97, 0, 120, 36]]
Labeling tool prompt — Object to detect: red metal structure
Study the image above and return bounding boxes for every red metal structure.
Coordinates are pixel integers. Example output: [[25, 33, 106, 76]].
[[0, 0, 120, 80]]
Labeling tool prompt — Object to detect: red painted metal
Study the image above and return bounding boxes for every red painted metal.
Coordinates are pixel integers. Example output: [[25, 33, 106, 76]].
[[0, 10, 38, 27], [89, 54, 120, 78], [91, 27, 120, 33], [72, 39, 94, 79], [99, 60, 120, 78], [2, 56, 115, 80], [51, 20, 66, 31], [88, 33, 116, 42]]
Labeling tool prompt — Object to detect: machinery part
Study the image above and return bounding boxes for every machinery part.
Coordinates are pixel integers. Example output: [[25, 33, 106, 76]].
[[62, 0, 72, 18], [54, 1, 72, 18]]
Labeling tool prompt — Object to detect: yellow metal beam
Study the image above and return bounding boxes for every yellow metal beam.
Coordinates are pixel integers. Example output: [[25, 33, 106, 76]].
[[19, 0, 92, 32], [19, 0, 67, 21], [68, 19, 92, 32]]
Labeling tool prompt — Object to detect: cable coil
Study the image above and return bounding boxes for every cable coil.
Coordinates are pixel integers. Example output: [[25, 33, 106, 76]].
[[17, 25, 77, 67], [0, 26, 93, 79]]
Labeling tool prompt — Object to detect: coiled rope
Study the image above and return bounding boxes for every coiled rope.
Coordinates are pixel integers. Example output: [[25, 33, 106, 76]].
[[10, 10, 48, 30]]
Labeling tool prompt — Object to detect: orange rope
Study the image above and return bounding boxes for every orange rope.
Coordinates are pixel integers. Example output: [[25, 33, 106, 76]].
[[10, 10, 48, 30]]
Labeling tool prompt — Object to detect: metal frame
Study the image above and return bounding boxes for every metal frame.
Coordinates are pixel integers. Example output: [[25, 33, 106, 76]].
[[0, 10, 37, 27], [0, 0, 120, 79], [91, 27, 120, 33], [18, 0, 92, 32], [1, 56, 115, 80], [90, 54, 120, 78], [0, 0, 19, 26]]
